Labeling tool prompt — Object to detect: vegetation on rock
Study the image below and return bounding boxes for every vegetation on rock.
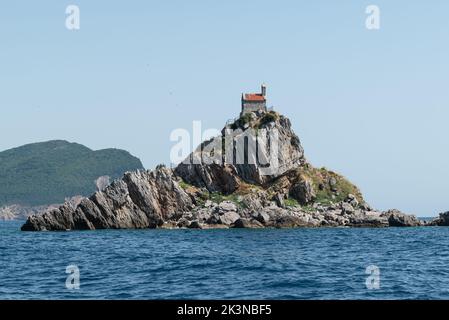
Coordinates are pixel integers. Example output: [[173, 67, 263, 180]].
[[293, 165, 364, 205]]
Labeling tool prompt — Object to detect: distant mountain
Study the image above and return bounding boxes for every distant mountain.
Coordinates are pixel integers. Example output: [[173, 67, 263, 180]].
[[0, 140, 144, 206]]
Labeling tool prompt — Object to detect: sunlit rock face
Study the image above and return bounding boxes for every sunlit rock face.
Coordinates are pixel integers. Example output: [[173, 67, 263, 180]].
[[175, 111, 306, 193]]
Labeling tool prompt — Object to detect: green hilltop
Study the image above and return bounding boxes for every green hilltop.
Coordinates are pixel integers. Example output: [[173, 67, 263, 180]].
[[0, 140, 144, 206]]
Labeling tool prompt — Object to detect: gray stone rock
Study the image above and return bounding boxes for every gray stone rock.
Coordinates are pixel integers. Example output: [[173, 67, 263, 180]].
[[346, 194, 356, 201], [329, 177, 338, 192], [204, 200, 214, 208], [22, 167, 193, 231], [175, 113, 305, 189], [217, 201, 237, 214], [255, 212, 271, 224], [274, 215, 311, 228], [341, 202, 355, 215], [382, 209, 422, 227], [232, 218, 264, 228], [431, 211, 449, 226], [175, 163, 241, 194], [349, 199, 359, 208], [359, 202, 373, 211], [348, 213, 389, 228], [206, 213, 221, 224], [193, 209, 212, 223], [290, 179, 316, 205], [240, 193, 266, 211], [218, 211, 240, 225], [273, 193, 285, 208]]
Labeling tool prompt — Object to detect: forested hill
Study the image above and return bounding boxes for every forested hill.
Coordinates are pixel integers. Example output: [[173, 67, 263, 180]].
[[0, 140, 144, 206]]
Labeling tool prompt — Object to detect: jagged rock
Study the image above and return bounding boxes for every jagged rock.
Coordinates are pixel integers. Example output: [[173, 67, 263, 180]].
[[175, 112, 305, 191], [341, 202, 355, 215], [382, 209, 422, 227], [187, 220, 202, 229], [274, 215, 312, 228], [345, 194, 359, 208], [0, 196, 83, 221], [22, 167, 193, 231], [348, 212, 388, 228], [324, 211, 339, 222], [193, 208, 212, 223], [359, 202, 373, 211], [218, 211, 240, 225], [273, 193, 285, 208], [234, 115, 305, 185], [430, 212, 449, 226], [204, 200, 215, 208], [175, 163, 241, 194], [302, 215, 322, 227], [217, 201, 237, 214], [255, 212, 271, 224], [258, 206, 288, 221], [232, 218, 264, 228], [240, 193, 267, 211], [320, 219, 340, 227], [270, 175, 291, 195], [329, 177, 338, 192], [290, 179, 315, 205], [205, 213, 220, 224]]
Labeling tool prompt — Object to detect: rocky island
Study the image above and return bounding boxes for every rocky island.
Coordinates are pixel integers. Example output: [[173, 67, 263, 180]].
[[22, 104, 441, 231]]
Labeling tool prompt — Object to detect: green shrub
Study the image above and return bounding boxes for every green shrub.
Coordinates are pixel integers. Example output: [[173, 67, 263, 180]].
[[298, 166, 364, 205], [231, 113, 253, 130], [284, 197, 300, 207], [258, 112, 278, 128]]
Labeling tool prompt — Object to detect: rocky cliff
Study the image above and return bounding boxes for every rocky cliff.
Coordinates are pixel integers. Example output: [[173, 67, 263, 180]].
[[22, 110, 425, 231]]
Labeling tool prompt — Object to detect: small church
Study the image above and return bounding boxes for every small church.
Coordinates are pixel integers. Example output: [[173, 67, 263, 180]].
[[241, 84, 267, 115]]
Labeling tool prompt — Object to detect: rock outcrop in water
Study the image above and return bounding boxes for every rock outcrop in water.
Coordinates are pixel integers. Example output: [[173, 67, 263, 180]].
[[0, 196, 83, 221], [22, 167, 193, 230], [428, 212, 449, 226], [22, 110, 424, 231]]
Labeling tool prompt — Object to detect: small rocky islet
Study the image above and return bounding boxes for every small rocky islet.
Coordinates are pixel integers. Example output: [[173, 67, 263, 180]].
[[21, 110, 448, 231]]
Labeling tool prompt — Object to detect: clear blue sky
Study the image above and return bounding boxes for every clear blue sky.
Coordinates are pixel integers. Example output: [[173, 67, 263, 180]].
[[1, 1, 448, 217]]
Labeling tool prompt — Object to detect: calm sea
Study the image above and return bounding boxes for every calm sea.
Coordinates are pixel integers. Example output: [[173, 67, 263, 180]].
[[1, 220, 448, 300]]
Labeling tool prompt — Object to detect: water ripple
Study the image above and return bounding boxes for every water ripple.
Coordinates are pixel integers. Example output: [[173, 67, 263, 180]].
[[1, 221, 449, 299]]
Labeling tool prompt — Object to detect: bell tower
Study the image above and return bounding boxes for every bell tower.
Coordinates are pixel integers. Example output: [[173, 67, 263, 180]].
[[261, 84, 266, 97]]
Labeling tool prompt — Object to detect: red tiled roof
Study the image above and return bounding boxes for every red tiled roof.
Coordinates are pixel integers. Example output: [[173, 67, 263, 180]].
[[243, 94, 265, 102]]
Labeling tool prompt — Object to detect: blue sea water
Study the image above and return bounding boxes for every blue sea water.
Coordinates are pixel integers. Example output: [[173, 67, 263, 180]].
[[1, 220, 449, 300]]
